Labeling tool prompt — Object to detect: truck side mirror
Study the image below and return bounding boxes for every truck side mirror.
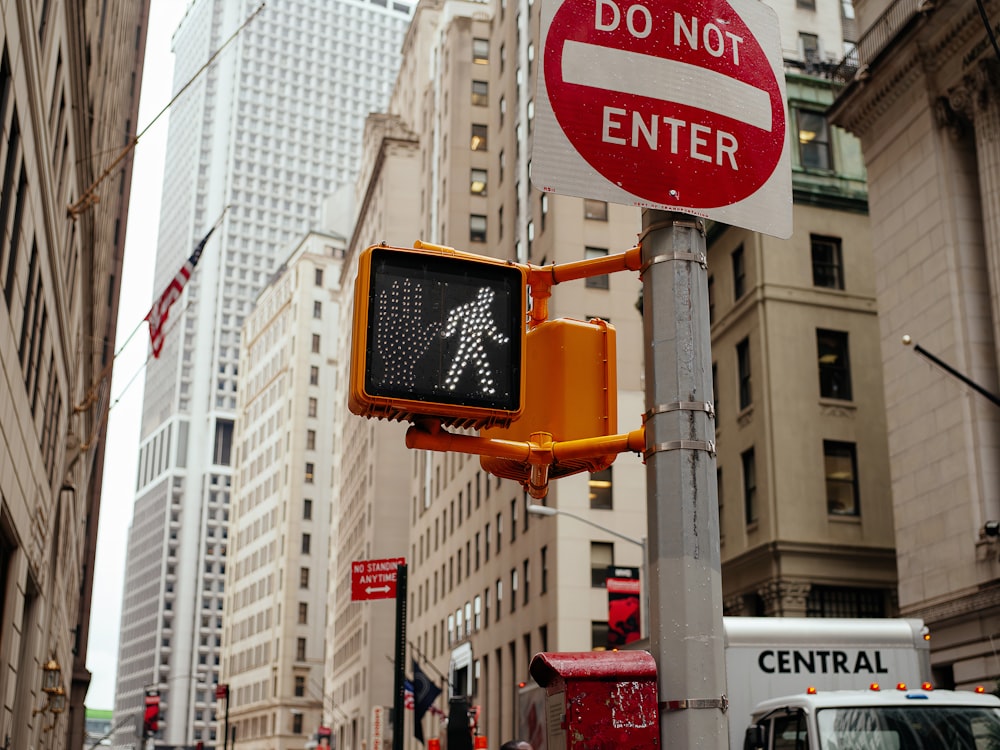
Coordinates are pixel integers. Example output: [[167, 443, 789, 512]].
[[744, 724, 767, 750]]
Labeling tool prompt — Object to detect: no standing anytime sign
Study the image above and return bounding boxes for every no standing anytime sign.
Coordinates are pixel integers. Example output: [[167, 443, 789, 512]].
[[532, 0, 792, 238]]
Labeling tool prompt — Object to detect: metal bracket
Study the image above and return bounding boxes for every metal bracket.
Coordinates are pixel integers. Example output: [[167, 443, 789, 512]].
[[660, 695, 729, 713], [640, 251, 707, 274], [644, 439, 716, 460], [644, 401, 715, 421], [639, 218, 706, 241]]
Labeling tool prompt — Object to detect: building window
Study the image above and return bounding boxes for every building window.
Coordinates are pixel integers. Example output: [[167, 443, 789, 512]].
[[302, 533, 311, 554], [742, 448, 757, 524], [811, 235, 843, 289], [584, 199, 608, 220], [473, 37, 489, 63], [708, 275, 715, 324], [471, 124, 488, 151], [797, 108, 832, 170], [732, 245, 746, 299], [305, 463, 314, 484], [472, 79, 488, 106], [712, 363, 720, 423], [589, 467, 613, 509], [470, 214, 487, 242], [306, 430, 316, 450], [591, 542, 614, 587], [817, 330, 852, 400], [293, 713, 304, 734], [313, 300, 322, 318], [592, 621, 609, 651], [296, 637, 307, 661], [308, 397, 318, 418], [311, 334, 321, 353], [470, 168, 487, 195], [294, 676, 306, 697], [800, 32, 820, 62], [213, 419, 233, 466], [737, 337, 752, 410], [523, 559, 530, 604], [541, 546, 548, 594], [303, 498, 313, 520], [300, 567, 309, 588], [510, 568, 518, 612], [309, 366, 319, 386], [314, 268, 323, 286], [824, 441, 859, 516], [806, 586, 884, 617], [584, 247, 609, 289]]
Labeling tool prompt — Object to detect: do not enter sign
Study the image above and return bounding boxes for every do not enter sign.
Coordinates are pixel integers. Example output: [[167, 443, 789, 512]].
[[532, 0, 791, 238]]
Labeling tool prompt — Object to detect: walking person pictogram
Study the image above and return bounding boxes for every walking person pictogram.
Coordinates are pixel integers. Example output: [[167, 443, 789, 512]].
[[440, 287, 509, 396]]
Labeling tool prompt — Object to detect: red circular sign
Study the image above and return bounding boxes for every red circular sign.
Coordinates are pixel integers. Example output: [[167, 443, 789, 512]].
[[544, 0, 785, 209]]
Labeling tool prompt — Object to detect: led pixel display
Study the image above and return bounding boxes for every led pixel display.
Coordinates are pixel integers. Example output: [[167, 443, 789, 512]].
[[362, 247, 524, 414]]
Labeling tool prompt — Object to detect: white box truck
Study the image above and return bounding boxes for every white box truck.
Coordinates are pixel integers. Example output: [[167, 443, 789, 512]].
[[726, 617, 1000, 750]]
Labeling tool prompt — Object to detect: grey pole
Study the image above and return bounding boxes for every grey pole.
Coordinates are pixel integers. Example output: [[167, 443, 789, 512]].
[[640, 210, 728, 748]]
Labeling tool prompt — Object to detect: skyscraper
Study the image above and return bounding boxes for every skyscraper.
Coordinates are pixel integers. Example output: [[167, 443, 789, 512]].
[[113, 1, 413, 747]]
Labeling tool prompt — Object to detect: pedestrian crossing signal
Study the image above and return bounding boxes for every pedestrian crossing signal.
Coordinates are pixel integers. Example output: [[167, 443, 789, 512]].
[[349, 243, 526, 429]]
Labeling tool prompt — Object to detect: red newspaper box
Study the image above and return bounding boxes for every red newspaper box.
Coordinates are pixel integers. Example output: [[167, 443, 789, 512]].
[[529, 650, 660, 749]]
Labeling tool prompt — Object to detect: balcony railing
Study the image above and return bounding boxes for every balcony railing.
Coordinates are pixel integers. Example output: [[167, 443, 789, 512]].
[[830, 0, 924, 83]]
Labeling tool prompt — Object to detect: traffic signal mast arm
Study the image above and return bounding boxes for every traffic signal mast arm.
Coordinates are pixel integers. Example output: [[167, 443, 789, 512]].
[[406, 419, 645, 499], [525, 245, 643, 328]]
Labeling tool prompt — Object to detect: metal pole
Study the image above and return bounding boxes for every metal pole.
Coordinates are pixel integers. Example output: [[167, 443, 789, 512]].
[[641, 210, 728, 748], [909, 340, 1000, 409], [393, 564, 408, 750]]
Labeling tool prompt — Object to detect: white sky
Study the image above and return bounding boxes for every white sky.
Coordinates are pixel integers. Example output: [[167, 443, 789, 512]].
[[86, 0, 189, 710]]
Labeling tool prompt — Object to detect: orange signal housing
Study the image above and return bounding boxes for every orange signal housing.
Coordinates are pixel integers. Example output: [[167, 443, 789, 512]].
[[481, 317, 617, 482], [349, 243, 527, 430]]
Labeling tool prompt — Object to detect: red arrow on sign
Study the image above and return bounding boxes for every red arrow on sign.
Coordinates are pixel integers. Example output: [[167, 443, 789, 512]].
[[533, 0, 791, 238], [351, 557, 406, 601]]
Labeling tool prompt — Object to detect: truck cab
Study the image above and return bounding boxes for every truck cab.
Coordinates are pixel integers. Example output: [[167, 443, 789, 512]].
[[744, 685, 1000, 750]]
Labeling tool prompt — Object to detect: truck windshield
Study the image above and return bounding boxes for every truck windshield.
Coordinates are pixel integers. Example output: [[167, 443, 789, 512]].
[[816, 705, 1000, 750]]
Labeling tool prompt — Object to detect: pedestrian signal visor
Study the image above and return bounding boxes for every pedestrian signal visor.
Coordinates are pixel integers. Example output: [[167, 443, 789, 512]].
[[349, 244, 527, 429]]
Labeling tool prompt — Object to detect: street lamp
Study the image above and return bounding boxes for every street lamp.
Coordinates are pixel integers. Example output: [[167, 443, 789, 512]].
[[526, 503, 648, 638]]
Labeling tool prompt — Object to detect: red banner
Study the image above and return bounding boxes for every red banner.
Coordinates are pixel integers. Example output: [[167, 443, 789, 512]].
[[607, 577, 641, 647]]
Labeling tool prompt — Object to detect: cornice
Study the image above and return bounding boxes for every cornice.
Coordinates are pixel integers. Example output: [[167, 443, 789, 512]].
[[831, 2, 994, 138], [903, 582, 1000, 625], [830, 52, 926, 139]]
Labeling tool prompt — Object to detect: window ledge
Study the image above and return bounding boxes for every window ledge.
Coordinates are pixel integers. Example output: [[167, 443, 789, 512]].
[[819, 397, 856, 408], [827, 513, 861, 523]]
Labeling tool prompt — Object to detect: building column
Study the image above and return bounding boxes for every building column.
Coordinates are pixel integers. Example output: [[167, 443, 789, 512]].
[[757, 580, 811, 617], [945, 60, 1000, 356]]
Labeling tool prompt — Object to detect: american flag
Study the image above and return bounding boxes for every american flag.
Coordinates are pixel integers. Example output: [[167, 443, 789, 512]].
[[145, 226, 215, 358]]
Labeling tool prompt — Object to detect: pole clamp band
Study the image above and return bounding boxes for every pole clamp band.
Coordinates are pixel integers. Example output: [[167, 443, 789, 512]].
[[644, 439, 716, 460], [660, 695, 728, 713], [639, 218, 706, 242], [644, 401, 715, 421], [640, 251, 707, 274]]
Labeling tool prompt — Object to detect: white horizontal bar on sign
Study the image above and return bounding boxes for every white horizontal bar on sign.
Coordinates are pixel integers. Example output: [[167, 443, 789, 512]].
[[561, 40, 773, 132]]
